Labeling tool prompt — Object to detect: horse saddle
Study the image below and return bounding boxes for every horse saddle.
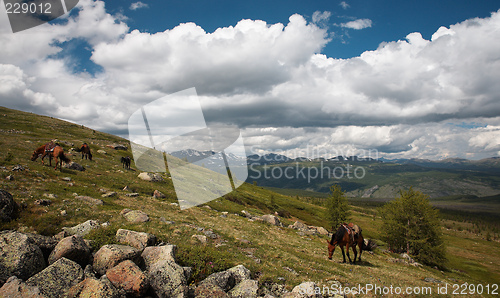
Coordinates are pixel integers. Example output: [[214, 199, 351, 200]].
[[44, 142, 57, 152]]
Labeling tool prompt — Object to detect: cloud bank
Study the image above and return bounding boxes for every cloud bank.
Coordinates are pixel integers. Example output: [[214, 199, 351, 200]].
[[1, 1, 500, 159]]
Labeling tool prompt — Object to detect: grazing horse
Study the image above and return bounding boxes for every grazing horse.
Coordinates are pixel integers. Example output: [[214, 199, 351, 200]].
[[31, 142, 70, 171], [326, 223, 364, 263], [121, 156, 131, 169], [31, 141, 57, 166], [76, 143, 92, 160]]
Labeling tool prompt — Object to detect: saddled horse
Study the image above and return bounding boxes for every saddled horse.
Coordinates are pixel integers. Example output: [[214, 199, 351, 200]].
[[31, 142, 71, 171], [75, 143, 92, 160], [326, 223, 364, 263], [121, 156, 131, 169]]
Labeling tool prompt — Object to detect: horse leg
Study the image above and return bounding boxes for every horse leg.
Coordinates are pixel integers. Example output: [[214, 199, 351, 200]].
[[340, 246, 346, 263], [54, 156, 58, 170], [346, 242, 353, 263], [352, 245, 358, 264]]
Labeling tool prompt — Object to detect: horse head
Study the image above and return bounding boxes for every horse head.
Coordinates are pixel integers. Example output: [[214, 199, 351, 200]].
[[31, 151, 39, 161], [326, 240, 336, 260]]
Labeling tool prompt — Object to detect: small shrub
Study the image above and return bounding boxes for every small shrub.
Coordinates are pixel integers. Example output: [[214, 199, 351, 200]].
[[85, 225, 119, 251], [176, 244, 233, 283]]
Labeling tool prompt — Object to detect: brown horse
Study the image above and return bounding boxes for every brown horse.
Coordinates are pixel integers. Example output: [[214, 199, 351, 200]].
[[76, 143, 92, 160], [326, 223, 364, 263], [31, 142, 71, 170]]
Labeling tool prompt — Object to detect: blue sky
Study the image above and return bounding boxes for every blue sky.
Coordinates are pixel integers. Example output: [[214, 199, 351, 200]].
[[1, 0, 500, 160]]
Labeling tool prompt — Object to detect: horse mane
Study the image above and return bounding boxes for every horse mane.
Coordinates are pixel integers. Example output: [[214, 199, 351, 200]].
[[330, 225, 347, 245]]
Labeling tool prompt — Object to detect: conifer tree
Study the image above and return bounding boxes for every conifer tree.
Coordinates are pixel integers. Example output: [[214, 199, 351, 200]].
[[380, 187, 446, 267], [325, 184, 350, 229]]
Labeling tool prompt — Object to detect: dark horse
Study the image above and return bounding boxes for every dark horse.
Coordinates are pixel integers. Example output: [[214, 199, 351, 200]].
[[31, 142, 71, 171], [75, 143, 92, 160], [121, 156, 131, 169], [326, 223, 364, 263]]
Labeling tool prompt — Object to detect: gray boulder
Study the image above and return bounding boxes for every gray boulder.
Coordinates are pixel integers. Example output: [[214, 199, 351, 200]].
[[0, 230, 46, 284], [148, 260, 188, 298], [260, 215, 282, 227], [122, 210, 150, 223], [67, 277, 119, 298], [138, 172, 164, 182], [194, 283, 229, 298], [93, 245, 140, 275], [116, 229, 156, 250], [0, 276, 44, 297], [75, 196, 104, 205], [26, 257, 84, 298], [48, 235, 92, 266], [141, 245, 177, 269], [64, 162, 85, 171], [228, 279, 259, 298], [0, 190, 18, 222], [63, 220, 100, 236]]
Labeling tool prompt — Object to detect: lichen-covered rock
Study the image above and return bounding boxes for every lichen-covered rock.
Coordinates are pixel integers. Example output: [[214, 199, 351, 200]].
[[93, 245, 140, 275], [260, 215, 282, 227], [122, 210, 150, 223], [201, 270, 235, 292], [194, 283, 229, 298], [25, 233, 58, 260], [287, 281, 321, 298], [141, 245, 177, 269], [228, 279, 259, 298], [0, 189, 18, 222], [63, 220, 100, 236], [148, 260, 188, 298], [26, 257, 84, 298], [0, 276, 45, 298], [106, 260, 149, 297], [64, 162, 85, 171], [48, 235, 91, 266], [67, 277, 119, 298], [116, 229, 156, 250], [75, 196, 104, 205], [0, 230, 46, 284], [227, 265, 251, 284], [138, 172, 164, 182], [153, 190, 166, 199]]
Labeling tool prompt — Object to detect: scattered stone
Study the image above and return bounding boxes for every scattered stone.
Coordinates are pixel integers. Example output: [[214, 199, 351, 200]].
[[116, 229, 157, 250], [26, 257, 84, 298], [241, 210, 252, 218], [191, 234, 208, 244], [0, 276, 44, 298], [0, 230, 46, 284], [62, 177, 72, 182], [97, 149, 107, 154], [315, 227, 329, 235], [423, 277, 442, 283], [148, 260, 188, 298], [5, 175, 13, 181], [204, 230, 218, 239], [60, 210, 68, 216], [54, 230, 71, 241], [153, 189, 166, 199], [106, 260, 149, 297], [122, 210, 150, 223], [229, 279, 259, 298], [67, 277, 119, 298], [48, 235, 92, 267], [0, 189, 18, 222], [120, 208, 132, 215], [106, 144, 128, 150], [43, 193, 57, 199], [75, 195, 105, 205], [34, 199, 52, 206], [123, 185, 131, 191], [142, 245, 178, 269], [138, 172, 164, 182], [195, 283, 229, 298], [260, 214, 282, 227], [283, 267, 299, 275], [12, 164, 25, 171], [64, 162, 85, 171], [93, 245, 140, 275], [124, 192, 140, 197], [101, 192, 117, 198], [290, 281, 321, 298], [63, 220, 101, 236]]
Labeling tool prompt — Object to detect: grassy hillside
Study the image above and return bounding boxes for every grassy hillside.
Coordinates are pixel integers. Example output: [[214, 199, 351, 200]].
[[1, 106, 499, 296]]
